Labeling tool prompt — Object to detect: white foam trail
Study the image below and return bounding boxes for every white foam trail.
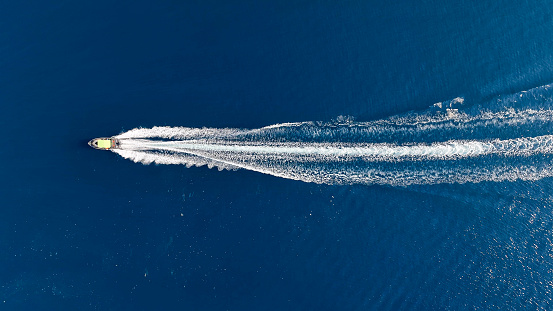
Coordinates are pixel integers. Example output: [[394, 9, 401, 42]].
[[108, 84, 553, 185], [115, 135, 553, 161], [111, 131, 553, 186]]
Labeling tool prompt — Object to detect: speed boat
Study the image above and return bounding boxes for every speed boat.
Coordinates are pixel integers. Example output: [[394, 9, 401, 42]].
[[88, 137, 120, 150]]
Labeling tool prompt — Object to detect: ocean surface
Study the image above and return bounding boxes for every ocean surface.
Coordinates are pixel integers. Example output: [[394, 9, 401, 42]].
[[2, 1, 553, 310]]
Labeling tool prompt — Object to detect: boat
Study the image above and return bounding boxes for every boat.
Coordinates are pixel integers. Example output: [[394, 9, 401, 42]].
[[88, 137, 120, 150]]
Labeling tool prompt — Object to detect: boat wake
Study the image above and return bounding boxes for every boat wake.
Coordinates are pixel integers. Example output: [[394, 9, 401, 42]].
[[109, 84, 553, 186]]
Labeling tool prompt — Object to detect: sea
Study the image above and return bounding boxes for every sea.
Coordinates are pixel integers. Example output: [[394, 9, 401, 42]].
[[2, 0, 553, 310]]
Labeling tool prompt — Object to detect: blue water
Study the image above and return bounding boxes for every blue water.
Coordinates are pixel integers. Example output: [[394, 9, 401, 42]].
[[2, 1, 553, 310]]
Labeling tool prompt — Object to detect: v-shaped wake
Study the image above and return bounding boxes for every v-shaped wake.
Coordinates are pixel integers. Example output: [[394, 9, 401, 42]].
[[96, 84, 553, 185]]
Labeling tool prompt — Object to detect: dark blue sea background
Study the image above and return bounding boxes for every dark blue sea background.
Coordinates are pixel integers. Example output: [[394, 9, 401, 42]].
[[2, 1, 553, 310]]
